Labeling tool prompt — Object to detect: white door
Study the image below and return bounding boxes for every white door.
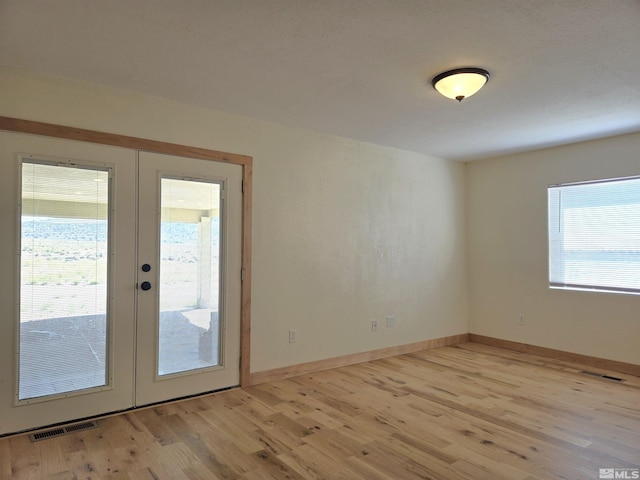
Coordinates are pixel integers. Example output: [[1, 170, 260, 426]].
[[0, 133, 242, 435], [0, 132, 137, 435], [135, 152, 242, 406]]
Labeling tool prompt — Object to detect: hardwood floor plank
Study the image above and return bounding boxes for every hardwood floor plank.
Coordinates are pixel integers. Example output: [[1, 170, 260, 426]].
[[2, 345, 638, 479], [195, 409, 263, 454], [344, 455, 396, 480], [246, 428, 296, 458], [0, 439, 11, 479], [8, 434, 42, 479], [303, 425, 364, 460], [39, 437, 67, 477], [163, 414, 241, 479], [276, 448, 337, 480]]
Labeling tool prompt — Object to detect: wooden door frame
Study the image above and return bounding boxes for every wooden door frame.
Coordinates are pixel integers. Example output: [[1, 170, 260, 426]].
[[0, 116, 253, 388]]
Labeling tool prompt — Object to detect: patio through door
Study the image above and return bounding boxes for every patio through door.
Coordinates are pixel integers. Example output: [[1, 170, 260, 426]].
[[0, 132, 242, 435]]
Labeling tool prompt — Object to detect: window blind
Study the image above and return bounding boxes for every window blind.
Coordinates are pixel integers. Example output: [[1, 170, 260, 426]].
[[548, 176, 640, 294], [19, 160, 110, 400]]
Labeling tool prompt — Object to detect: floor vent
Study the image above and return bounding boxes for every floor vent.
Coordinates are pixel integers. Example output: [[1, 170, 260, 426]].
[[581, 371, 625, 382], [29, 421, 99, 442]]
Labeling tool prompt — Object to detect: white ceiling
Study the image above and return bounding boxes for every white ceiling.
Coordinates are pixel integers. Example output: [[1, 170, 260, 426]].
[[1, 0, 639, 161]]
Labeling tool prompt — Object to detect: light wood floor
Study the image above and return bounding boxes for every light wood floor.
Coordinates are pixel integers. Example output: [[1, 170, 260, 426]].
[[1, 343, 639, 479]]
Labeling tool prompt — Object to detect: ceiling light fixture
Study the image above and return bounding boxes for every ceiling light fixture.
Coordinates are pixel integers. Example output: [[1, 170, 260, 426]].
[[431, 67, 490, 102]]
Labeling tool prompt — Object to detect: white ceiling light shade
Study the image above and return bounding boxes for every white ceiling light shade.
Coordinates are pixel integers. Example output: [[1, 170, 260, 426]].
[[432, 67, 490, 102]]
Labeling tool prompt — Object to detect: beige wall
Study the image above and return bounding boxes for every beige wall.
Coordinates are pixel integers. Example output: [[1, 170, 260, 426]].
[[466, 133, 640, 365], [0, 68, 468, 373]]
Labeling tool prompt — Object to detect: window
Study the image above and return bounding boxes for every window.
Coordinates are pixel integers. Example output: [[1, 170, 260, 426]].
[[548, 176, 640, 294], [20, 160, 110, 399]]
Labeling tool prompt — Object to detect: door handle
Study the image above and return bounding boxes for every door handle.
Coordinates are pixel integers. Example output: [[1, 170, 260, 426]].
[[140, 281, 152, 291]]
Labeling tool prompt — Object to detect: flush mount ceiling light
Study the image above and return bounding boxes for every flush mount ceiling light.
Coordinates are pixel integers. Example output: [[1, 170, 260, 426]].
[[431, 67, 490, 102]]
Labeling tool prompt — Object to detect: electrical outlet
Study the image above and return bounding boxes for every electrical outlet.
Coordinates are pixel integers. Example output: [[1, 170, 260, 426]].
[[386, 316, 396, 328], [289, 329, 297, 343], [371, 319, 378, 332], [519, 314, 525, 325]]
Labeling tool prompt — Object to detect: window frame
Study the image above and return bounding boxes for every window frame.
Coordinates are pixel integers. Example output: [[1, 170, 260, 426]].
[[548, 174, 640, 296]]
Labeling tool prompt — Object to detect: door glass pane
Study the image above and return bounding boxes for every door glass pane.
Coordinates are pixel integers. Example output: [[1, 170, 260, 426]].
[[158, 178, 222, 376], [20, 162, 110, 400]]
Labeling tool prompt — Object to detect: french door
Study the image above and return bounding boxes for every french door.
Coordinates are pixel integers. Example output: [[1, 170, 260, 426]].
[[135, 152, 241, 406], [0, 132, 242, 435]]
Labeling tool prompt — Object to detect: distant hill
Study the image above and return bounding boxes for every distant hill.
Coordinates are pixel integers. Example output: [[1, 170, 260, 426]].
[[21, 217, 219, 244]]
